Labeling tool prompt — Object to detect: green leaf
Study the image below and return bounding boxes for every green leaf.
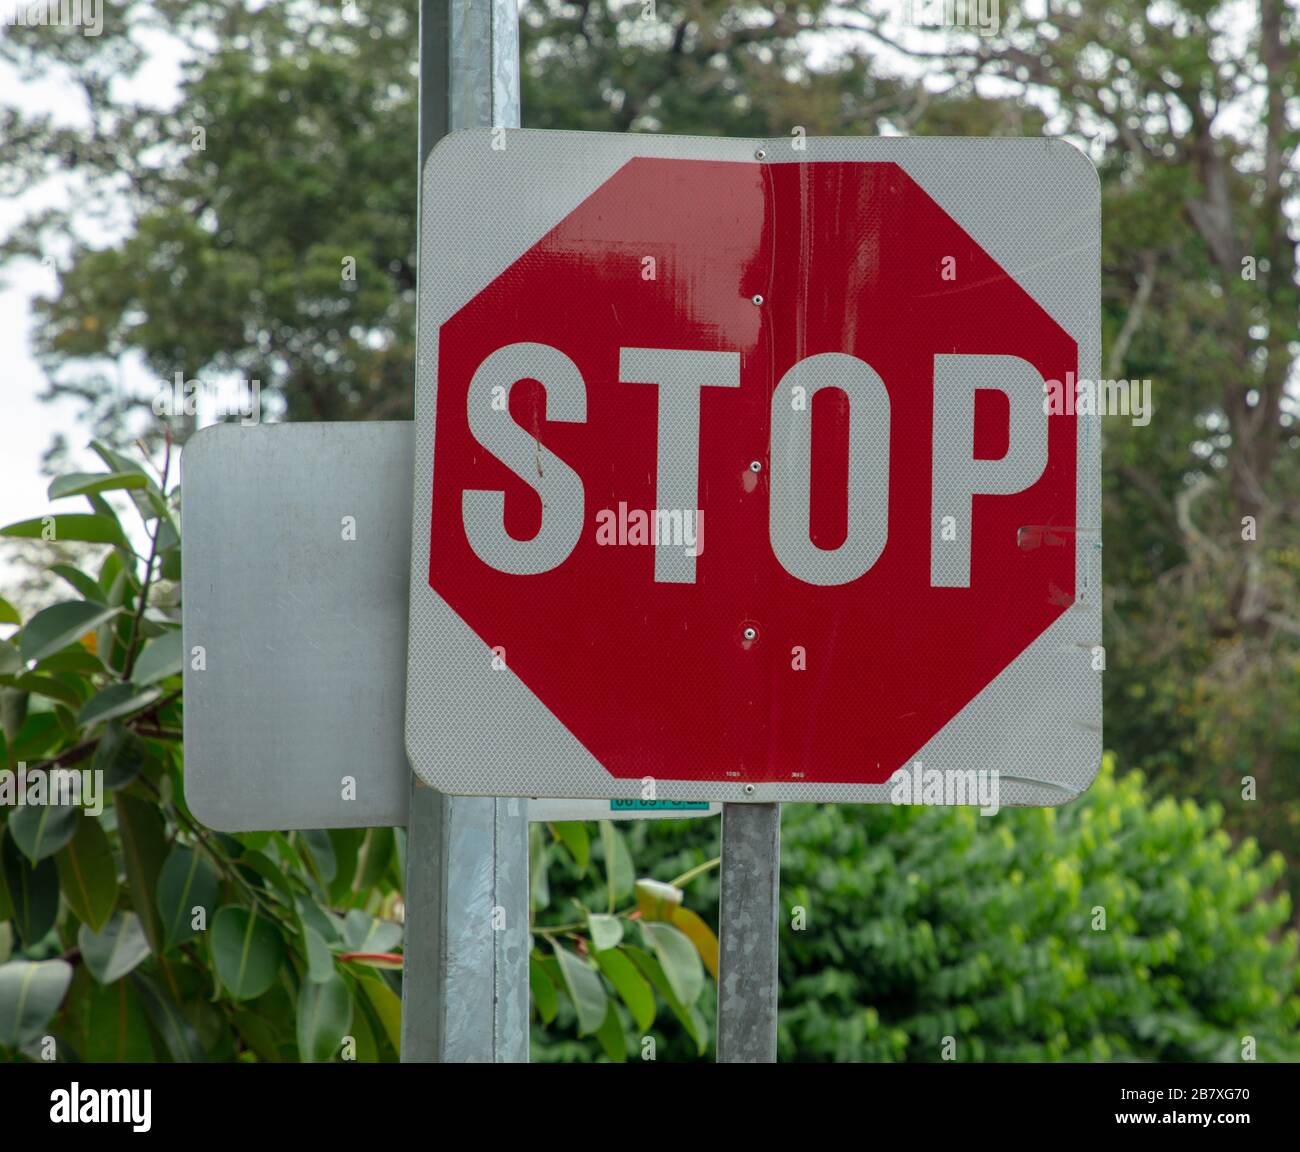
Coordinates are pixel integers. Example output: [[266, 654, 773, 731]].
[[0, 514, 128, 547], [551, 821, 590, 872], [63, 968, 154, 1061], [80, 912, 152, 984], [156, 847, 219, 951], [625, 944, 708, 1057], [131, 972, 206, 1062], [595, 946, 656, 1033], [297, 970, 352, 1063], [599, 821, 634, 910], [0, 688, 28, 748], [211, 906, 284, 1001], [0, 596, 19, 625], [13, 672, 86, 710], [304, 925, 336, 983], [79, 682, 162, 728], [341, 910, 402, 954], [354, 970, 401, 1052], [50, 564, 107, 604], [115, 792, 168, 955], [0, 639, 20, 676], [9, 801, 79, 862], [0, 959, 73, 1048], [33, 648, 104, 676], [92, 722, 149, 790], [529, 822, 550, 911], [301, 828, 336, 884], [640, 922, 705, 1006], [18, 601, 120, 664], [131, 630, 182, 686], [550, 941, 607, 1037], [530, 953, 559, 1024], [671, 906, 720, 980], [295, 895, 343, 947], [56, 816, 118, 933], [49, 471, 150, 501], [0, 830, 59, 946], [587, 912, 624, 952], [90, 440, 150, 479], [594, 1000, 629, 1062]]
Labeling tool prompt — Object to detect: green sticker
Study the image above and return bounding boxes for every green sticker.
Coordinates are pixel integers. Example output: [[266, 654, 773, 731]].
[[609, 800, 710, 812]]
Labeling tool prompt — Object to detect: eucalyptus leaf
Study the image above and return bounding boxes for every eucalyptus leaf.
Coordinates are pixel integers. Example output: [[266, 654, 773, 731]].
[[131, 630, 183, 686], [0, 959, 74, 1048], [296, 970, 352, 1063], [50, 564, 107, 604], [595, 947, 656, 1033], [48, 472, 149, 501], [530, 953, 558, 1025], [0, 831, 59, 946], [0, 639, 20, 676], [79, 683, 162, 728], [211, 906, 284, 1001], [640, 921, 706, 1008], [550, 941, 607, 1037], [80, 912, 152, 985], [19, 601, 120, 664], [115, 793, 167, 955], [9, 801, 79, 862], [131, 973, 206, 1063], [156, 847, 220, 950], [0, 514, 128, 548], [587, 912, 624, 952], [56, 816, 118, 933]]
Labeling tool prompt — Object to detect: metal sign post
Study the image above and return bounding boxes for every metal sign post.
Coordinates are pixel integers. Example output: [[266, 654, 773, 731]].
[[717, 803, 781, 1063], [401, 0, 527, 1063]]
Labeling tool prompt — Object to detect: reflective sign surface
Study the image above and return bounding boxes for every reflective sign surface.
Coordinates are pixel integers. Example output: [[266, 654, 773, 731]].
[[408, 131, 1101, 805]]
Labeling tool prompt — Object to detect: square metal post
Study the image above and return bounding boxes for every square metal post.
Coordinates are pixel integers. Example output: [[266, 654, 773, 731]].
[[401, 0, 529, 1063]]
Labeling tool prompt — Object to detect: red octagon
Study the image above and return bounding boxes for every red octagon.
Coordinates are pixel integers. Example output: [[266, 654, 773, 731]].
[[428, 159, 1076, 787]]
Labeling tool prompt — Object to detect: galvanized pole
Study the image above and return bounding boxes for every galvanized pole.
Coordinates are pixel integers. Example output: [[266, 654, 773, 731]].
[[401, 0, 529, 1063], [716, 802, 781, 1062]]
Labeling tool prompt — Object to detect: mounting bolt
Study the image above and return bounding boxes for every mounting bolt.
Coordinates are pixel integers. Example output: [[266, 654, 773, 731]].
[[742, 626, 758, 642], [749, 460, 762, 473], [751, 294, 764, 306], [743, 783, 756, 796], [755, 148, 767, 160]]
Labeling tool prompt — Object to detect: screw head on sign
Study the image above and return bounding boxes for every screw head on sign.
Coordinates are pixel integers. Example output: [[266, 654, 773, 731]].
[[744, 784, 756, 796], [755, 148, 767, 160], [749, 460, 762, 473], [743, 626, 758, 642], [752, 294, 764, 306]]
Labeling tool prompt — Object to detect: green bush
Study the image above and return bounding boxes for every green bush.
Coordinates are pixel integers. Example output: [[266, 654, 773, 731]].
[[778, 757, 1299, 1062]]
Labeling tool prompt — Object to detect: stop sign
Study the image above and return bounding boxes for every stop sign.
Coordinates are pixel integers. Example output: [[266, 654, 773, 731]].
[[407, 131, 1101, 806]]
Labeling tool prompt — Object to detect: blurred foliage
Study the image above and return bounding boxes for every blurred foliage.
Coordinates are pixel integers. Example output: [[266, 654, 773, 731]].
[[540, 758, 1300, 1062]]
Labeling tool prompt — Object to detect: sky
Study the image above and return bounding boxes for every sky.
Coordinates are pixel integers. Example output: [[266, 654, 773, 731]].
[[0, 14, 189, 585]]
